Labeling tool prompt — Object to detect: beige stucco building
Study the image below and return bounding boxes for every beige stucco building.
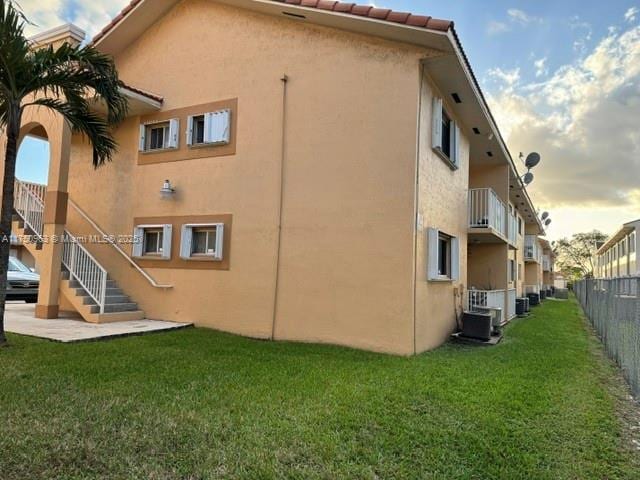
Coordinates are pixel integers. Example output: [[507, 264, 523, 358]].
[[595, 219, 639, 278], [6, 0, 547, 354]]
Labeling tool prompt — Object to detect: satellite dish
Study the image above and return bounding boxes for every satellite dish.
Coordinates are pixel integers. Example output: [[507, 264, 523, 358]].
[[523, 172, 534, 185], [541, 211, 549, 220], [525, 152, 541, 169], [544, 218, 552, 226]]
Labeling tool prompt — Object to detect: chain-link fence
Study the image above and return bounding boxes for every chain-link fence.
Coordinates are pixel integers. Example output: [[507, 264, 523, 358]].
[[575, 277, 640, 397]]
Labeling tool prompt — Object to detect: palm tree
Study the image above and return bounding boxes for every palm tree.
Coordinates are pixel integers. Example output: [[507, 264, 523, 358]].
[[0, 0, 127, 346]]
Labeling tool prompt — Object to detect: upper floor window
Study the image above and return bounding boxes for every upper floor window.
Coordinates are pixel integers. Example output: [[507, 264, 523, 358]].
[[139, 119, 179, 152], [630, 233, 636, 253], [431, 97, 460, 169], [187, 109, 231, 147]]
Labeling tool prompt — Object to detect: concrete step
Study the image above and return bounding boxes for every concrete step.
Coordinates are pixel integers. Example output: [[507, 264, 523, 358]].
[[89, 302, 139, 314], [81, 294, 130, 305], [69, 279, 118, 290]]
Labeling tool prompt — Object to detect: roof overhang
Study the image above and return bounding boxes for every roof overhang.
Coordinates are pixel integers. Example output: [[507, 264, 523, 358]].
[[90, 85, 163, 117], [597, 220, 639, 254]]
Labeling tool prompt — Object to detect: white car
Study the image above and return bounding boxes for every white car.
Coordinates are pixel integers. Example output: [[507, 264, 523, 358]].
[[6, 256, 39, 303]]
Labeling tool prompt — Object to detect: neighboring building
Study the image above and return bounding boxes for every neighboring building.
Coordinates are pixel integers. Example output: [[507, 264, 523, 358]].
[[6, 0, 546, 355], [595, 219, 639, 278]]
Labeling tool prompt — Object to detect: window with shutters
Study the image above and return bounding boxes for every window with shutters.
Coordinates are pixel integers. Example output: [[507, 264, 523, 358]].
[[180, 223, 224, 261], [139, 119, 179, 152], [427, 228, 459, 281], [187, 109, 231, 147], [132, 224, 173, 260], [431, 96, 460, 169]]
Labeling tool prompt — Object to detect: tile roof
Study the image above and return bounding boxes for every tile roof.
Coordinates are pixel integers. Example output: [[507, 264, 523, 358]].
[[272, 0, 453, 31], [121, 82, 164, 103], [91, 0, 453, 45]]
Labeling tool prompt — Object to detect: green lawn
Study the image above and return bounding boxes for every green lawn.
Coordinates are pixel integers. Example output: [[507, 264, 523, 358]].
[[0, 298, 637, 479]]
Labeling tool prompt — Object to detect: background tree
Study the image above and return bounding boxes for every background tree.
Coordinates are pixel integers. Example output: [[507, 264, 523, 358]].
[[0, 0, 127, 346], [553, 230, 608, 281]]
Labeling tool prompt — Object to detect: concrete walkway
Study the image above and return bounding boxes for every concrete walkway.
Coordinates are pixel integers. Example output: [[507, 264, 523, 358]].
[[5, 302, 192, 343]]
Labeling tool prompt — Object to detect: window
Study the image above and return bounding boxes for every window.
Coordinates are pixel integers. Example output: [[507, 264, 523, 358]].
[[190, 115, 206, 145], [427, 228, 459, 281], [139, 119, 179, 152], [630, 233, 636, 253], [518, 217, 523, 235], [620, 241, 626, 257], [509, 259, 516, 282], [518, 263, 523, 281], [144, 228, 163, 255], [132, 224, 173, 259], [187, 109, 231, 147], [180, 223, 224, 261], [431, 97, 460, 168]]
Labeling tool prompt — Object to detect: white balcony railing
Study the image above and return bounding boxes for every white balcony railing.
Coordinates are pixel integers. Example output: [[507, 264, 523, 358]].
[[507, 288, 516, 320], [524, 235, 541, 263], [507, 213, 518, 246], [468, 188, 507, 238], [467, 289, 505, 324], [524, 284, 542, 294]]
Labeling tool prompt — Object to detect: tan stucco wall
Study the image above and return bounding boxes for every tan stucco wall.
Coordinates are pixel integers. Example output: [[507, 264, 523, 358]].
[[56, 0, 442, 354], [467, 243, 507, 290], [413, 72, 470, 353]]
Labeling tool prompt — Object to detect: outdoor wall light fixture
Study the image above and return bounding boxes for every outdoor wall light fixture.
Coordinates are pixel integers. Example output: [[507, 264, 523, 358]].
[[160, 179, 176, 199]]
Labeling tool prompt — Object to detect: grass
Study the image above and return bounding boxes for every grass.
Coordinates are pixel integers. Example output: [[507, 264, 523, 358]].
[[0, 297, 637, 479]]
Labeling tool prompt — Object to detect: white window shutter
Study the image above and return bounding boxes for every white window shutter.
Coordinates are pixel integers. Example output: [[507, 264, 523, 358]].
[[138, 124, 146, 152], [167, 119, 179, 149], [431, 97, 443, 150], [219, 110, 230, 144], [204, 112, 214, 144], [214, 223, 224, 260], [180, 225, 193, 259], [161, 224, 172, 259], [204, 110, 231, 145], [132, 226, 144, 257], [186, 116, 194, 146], [451, 236, 460, 281], [427, 228, 439, 280], [452, 123, 460, 166]]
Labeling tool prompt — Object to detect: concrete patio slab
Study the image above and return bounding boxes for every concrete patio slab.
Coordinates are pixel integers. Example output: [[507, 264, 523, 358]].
[[4, 303, 192, 343]]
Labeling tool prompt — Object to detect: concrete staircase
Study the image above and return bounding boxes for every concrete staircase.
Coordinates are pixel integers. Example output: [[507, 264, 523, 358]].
[[12, 179, 146, 324], [60, 270, 145, 323]]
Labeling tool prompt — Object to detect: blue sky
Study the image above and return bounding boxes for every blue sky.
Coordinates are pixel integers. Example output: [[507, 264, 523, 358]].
[[16, 1, 640, 239]]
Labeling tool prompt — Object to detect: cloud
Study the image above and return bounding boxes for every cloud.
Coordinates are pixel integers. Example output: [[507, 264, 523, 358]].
[[18, 0, 129, 39], [534, 57, 548, 77], [625, 7, 639, 23], [487, 23, 640, 210], [486, 67, 521, 92], [507, 8, 542, 25], [487, 20, 510, 35]]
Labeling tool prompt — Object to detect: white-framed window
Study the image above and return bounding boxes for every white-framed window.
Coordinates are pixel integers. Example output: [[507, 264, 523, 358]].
[[132, 224, 172, 259], [431, 97, 460, 169], [509, 259, 516, 283], [139, 119, 179, 152], [187, 109, 231, 147], [427, 228, 459, 281], [630, 233, 636, 253], [180, 223, 224, 261]]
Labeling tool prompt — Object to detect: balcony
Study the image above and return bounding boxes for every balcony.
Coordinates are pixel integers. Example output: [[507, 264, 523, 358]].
[[524, 235, 541, 263], [468, 188, 507, 243]]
